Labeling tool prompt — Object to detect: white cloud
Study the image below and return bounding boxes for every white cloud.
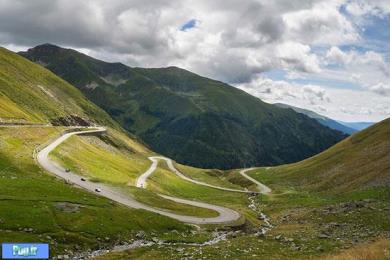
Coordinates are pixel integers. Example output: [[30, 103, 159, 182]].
[[326, 46, 351, 64], [345, 0, 390, 18], [276, 42, 321, 73], [325, 46, 390, 95], [327, 47, 388, 69], [369, 82, 390, 96], [0, 0, 388, 121], [236, 76, 390, 122], [236, 77, 330, 106], [285, 70, 306, 80], [283, 0, 359, 45], [0, 0, 359, 83]]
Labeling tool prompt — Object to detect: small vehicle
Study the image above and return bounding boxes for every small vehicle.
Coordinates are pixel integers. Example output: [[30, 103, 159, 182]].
[[65, 168, 70, 172], [81, 178, 86, 181], [95, 188, 101, 193]]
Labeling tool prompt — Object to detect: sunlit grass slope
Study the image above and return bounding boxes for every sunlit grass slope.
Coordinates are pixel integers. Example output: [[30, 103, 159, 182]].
[[175, 163, 248, 190], [146, 162, 258, 225], [50, 128, 219, 217], [248, 118, 390, 193], [0, 47, 117, 127], [100, 120, 390, 259], [0, 126, 195, 256], [51, 128, 151, 185]]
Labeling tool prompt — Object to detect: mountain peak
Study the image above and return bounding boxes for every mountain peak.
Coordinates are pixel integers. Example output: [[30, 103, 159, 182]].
[[20, 45, 347, 169], [27, 43, 62, 53]]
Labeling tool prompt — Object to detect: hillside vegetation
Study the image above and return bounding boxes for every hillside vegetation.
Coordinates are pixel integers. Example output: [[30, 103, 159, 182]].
[[0, 48, 224, 255], [21, 44, 347, 169], [0, 126, 198, 256], [0, 47, 117, 127], [106, 120, 390, 259], [248, 118, 390, 193], [50, 129, 222, 218]]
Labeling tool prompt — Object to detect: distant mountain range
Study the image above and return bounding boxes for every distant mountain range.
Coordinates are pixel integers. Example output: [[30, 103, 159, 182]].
[[274, 103, 374, 134], [19, 44, 347, 169], [337, 121, 374, 131]]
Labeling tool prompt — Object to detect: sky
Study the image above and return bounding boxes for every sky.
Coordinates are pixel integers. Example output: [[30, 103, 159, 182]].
[[0, 0, 389, 122]]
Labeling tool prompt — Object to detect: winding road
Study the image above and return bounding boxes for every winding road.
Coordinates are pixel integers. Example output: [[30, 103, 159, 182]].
[[240, 168, 272, 194], [136, 156, 259, 194], [36, 127, 270, 225]]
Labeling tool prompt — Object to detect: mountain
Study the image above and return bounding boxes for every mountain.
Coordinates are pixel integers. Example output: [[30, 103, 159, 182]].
[[20, 44, 347, 169], [0, 47, 118, 127], [274, 102, 375, 134], [274, 103, 356, 135], [338, 121, 374, 131], [255, 118, 390, 193]]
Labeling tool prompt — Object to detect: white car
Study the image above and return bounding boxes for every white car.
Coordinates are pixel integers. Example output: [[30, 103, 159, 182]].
[[95, 188, 101, 193]]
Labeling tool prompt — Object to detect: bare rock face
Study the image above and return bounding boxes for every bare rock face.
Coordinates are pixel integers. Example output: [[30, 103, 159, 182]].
[[50, 115, 91, 126]]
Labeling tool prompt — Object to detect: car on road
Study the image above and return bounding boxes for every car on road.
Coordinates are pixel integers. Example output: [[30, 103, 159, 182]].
[[81, 178, 86, 181], [65, 168, 70, 172], [95, 188, 101, 192]]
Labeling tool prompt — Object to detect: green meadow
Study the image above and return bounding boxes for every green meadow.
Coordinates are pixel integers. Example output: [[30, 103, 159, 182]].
[[0, 127, 205, 256]]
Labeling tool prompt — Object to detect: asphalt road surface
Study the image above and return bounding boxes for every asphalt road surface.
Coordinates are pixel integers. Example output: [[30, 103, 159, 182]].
[[36, 128, 241, 224], [240, 168, 272, 194]]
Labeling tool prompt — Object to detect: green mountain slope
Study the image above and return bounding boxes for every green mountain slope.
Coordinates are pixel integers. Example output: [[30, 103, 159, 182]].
[[249, 118, 390, 193], [275, 103, 357, 135], [0, 47, 118, 127], [0, 47, 245, 255], [20, 44, 347, 169]]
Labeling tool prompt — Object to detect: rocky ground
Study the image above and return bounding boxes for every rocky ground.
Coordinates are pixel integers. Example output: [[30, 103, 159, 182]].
[[52, 194, 272, 259]]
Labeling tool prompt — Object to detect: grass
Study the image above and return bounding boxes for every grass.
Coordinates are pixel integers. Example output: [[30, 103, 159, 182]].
[[96, 238, 390, 260], [321, 238, 390, 259], [246, 118, 390, 194], [127, 187, 219, 218], [0, 93, 36, 123], [50, 128, 221, 218], [0, 47, 118, 127], [146, 161, 258, 226], [50, 132, 150, 186], [98, 121, 390, 259], [98, 183, 389, 260], [0, 126, 203, 256], [174, 163, 246, 190], [245, 163, 390, 252]]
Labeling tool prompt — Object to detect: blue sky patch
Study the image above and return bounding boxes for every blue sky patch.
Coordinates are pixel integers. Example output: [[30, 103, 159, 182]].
[[180, 19, 198, 31]]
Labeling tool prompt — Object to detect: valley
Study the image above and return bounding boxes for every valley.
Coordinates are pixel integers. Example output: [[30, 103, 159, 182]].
[[0, 43, 388, 260], [21, 44, 347, 170], [38, 126, 248, 224], [93, 119, 390, 259]]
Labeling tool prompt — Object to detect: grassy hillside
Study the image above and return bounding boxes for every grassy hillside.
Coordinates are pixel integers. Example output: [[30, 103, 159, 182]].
[[20, 44, 347, 169], [50, 129, 151, 186], [248, 118, 390, 193], [0, 47, 225, 256], [50, 129, 221, 218], [99, 120, 390, 259], [0, 47, 118, 127], [0, 126, 202, 257], [175, 163, 247, 190]]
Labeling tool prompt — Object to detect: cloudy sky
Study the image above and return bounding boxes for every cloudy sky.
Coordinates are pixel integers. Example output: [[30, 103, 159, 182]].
[[1, 0, 389, 122]]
